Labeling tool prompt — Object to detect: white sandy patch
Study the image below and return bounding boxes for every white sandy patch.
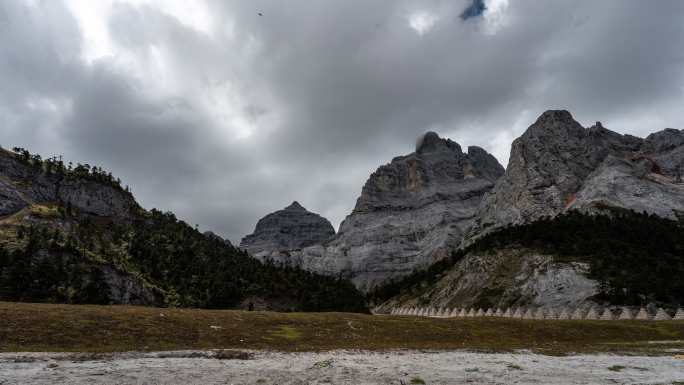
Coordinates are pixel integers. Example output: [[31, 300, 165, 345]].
[[1, 350, 683, 384]]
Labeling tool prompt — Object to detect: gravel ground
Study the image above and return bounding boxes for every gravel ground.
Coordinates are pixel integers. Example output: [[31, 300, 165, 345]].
[[1, 350, 684, 384]]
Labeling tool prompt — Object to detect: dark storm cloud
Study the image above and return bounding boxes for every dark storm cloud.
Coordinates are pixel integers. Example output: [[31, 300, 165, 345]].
[[1, 0, 684, 243]]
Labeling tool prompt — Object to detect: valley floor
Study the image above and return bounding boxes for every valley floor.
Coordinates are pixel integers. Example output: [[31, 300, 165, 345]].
[[1, 350, 684, 384], [2, 302, 684, 384]]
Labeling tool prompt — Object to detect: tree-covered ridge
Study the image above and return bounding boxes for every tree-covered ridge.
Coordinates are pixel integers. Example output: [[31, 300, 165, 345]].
[[0, 209, 368, 312], [7, 146, 129, 192], [369, 210, 684, 307], [127, 209, 367, 311], [0, 145, 368, 313]]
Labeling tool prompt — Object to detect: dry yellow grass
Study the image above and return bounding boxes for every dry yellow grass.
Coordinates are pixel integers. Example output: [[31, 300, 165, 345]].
[[1, 301, 683, 354]]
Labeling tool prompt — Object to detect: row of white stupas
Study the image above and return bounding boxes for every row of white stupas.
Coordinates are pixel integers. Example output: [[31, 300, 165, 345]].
[[390, 306, 684, 321]]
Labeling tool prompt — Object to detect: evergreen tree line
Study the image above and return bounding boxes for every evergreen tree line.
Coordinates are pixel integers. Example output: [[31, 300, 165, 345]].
[[0, 210, 368, 312], [9, 147, 128, 192], [368, 210, 684, 307]]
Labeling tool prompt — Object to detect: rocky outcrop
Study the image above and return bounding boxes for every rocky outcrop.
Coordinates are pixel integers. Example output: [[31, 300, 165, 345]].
[[287, 132, 504, 291], [378, 248, 599, 312], [240, 201, 335, 263], [472, 110, 684, 235], [97, 265, 165, 306], [0, 148, 139, 219]]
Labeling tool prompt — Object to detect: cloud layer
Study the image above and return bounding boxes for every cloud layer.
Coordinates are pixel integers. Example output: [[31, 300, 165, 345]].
[[2, 0, 684, 242]]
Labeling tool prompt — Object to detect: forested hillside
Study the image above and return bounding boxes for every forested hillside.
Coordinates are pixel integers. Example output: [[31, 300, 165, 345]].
[[0, 147, 367, 312]]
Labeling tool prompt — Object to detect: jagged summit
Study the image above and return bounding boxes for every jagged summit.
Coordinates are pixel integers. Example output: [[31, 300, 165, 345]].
[[290, 133, 504, 291], [416, 131, 462, 154], [472, 109, 684, 234]]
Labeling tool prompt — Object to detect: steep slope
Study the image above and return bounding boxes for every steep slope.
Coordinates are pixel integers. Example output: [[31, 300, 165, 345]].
[[472, 110, 684, 235], [372, 210, 684, 311], [0, 147, 367, 312], [290, 132, 504, 292], [373, 110, 684, 311], [0, 148, 139, 219], [240, 201, 335, 263]]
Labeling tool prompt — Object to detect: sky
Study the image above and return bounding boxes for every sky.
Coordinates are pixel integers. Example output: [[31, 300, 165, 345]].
[[2, 0, 684, 243]]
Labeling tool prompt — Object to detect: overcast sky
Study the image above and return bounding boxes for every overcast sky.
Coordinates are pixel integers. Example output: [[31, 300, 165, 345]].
[[2, 0, 684, 243]]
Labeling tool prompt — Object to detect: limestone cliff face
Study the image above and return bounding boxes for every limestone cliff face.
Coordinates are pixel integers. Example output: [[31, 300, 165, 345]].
[[381, 111, 684, 311], [239, 201, 335, 263], [0, 148, 139, 219], [377, 248, 599, 312], [472, 110, 684, 235], [291, 132, 504, 292]]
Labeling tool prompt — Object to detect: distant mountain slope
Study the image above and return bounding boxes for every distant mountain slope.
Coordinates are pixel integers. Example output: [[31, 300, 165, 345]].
[[242, 132, 504, 292], [370, 210, 684, 311], [240, 201, 335, 264], [0, 147, 367, 312], [370, 110, 684, 311], [471, 110, 684, 238]]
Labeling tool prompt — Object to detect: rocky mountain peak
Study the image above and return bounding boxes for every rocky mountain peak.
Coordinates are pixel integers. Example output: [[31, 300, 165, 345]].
[[523, 109, 585, 140], [285, 201, 306, 211], [416, 131, 462, 154], [279, 133, 505, 291], [471, 109, 684, 236], [239, 202, 335, 263]]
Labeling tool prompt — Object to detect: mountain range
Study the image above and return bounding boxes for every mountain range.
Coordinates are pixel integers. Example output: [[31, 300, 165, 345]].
[[2, 109, 683, 312], [241, 110, 684, 310]]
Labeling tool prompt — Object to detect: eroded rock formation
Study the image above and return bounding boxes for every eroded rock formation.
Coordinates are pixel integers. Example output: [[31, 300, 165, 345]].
[[279, 133, 503, 291], [240, 201, 335, 263], [472, 110, 684, 235]]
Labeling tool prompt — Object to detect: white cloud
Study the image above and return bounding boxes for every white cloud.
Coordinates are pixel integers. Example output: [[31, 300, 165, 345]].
[[483, 0, 510, 35], [407, 11, 439, 36]]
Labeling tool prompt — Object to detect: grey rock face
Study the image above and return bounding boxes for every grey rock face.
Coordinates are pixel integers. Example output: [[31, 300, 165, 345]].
[[0, 148, 139, 219], [472, 111, 684, 235], [292, 132, 504, 291], [98, 265, 164, 306], [378, 248, 598, 312], [240, 201, 335, 263]]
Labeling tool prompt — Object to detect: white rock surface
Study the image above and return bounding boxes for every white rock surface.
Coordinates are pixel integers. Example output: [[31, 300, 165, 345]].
[[2, 350, 684, 385]]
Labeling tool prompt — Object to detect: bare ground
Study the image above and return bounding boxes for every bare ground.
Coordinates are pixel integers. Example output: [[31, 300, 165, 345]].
[[1, 350, 684, 384]]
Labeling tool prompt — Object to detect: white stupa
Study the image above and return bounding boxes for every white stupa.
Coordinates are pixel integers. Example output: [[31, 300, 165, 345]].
[[557, 308, 571, 320], [522, 308, 535, 319], [600, 309, 614, 321], [570, 307, 585, 320], [585, 307, 600, 320], [513, 308, 524, 318], [654, 308, 672, 321], [673, 308, 684, 320], [635, 307, 651, 320], [618, 307, 633, 320]]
